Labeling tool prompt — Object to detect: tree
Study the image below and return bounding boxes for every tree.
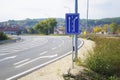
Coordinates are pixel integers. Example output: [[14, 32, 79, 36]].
[[109, 22, 118, 34], [26, 27, 35, 34], [102, 24, 109, 33], [46, 18, 57, 34], [0, 31, 8, 41], [93, 26, 102, 33], [34, 20, 48, 34], [34, 18, 57, 35], [116, 25, 120, 33]]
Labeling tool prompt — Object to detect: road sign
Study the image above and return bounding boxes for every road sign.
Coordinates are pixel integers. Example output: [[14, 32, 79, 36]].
[[66, 13, 80, 34]]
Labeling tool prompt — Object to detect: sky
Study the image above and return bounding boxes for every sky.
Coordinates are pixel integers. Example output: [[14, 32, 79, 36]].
[[0, 0, 120, 22]]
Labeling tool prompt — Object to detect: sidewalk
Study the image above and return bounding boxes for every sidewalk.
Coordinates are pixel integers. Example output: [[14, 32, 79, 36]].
[[18, 38, 95, 80]]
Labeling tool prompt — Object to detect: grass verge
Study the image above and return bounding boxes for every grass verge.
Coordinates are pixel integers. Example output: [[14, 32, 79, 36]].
[[84, 35, 120, 79], [63, 34, 120, 80]]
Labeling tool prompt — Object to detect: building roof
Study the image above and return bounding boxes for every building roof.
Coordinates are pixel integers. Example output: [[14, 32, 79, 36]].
[[0, 27, 19, 32]]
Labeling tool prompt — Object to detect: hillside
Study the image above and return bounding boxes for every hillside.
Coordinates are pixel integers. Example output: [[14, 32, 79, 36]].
[[0, 17, 120, 28], [81, 17, 120, 27]]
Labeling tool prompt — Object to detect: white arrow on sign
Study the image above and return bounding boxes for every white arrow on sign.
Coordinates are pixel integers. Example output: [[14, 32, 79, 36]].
[[72, 16, 78, 32], [0, 56, 17, 62], [68, 17, 71, 32]]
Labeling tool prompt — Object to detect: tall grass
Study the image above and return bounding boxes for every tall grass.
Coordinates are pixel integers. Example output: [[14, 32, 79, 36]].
[[85, 36, 120, 77]]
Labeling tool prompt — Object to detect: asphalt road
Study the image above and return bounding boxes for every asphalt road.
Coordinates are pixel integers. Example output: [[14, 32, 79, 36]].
[[0, 36, 81, 80]]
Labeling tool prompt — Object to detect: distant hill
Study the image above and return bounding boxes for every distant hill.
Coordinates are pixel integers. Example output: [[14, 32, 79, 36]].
[[81, 17, 120, 27], [0, 18, 44, 28], [0, 17, 120, 28]]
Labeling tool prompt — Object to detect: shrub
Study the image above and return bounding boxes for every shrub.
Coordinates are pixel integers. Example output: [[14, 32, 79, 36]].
[[85, 36, 120, 77], [0, 31, 8, 41]]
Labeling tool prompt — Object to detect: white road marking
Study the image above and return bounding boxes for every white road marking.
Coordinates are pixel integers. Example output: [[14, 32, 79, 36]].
[[5, 37, 84, 80], [6, 51, 72, 80], [39, 51, 47, 55], [15, 54, 58, 68], [58, 45, 62, 47], [57, 39, 65, 48], [0, 37, 49, 56], [13, 58, 30, 65], [78, 40, 84, 48], [52, 47, 57, 50], [0, 56, 17, 62]]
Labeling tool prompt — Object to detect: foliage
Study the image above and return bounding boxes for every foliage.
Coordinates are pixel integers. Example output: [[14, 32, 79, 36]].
[[92, 23, 120, 34], [102, 24, 109, 33], [116, 25, 120, 33], [25, 27, 36, 34], [93, 26, 102, 33], [34, 18, 57, 35], [0, 31, 9, 41], [85, 36, 120, 77], [109, 22, 119, 33]]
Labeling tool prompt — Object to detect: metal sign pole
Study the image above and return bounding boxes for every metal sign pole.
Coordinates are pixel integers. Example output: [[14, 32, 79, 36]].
[[65, 0, 79, 68], [74, 0, 78, 59], [72, 35, 74, 68]]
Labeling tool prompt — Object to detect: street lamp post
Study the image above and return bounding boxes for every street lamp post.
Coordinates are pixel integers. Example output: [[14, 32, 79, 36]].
[[86, 0, 89, 37]]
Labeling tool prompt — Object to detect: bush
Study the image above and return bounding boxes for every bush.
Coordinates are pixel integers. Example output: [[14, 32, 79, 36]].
[[85, 36, 120, 77], [0, 31, 8, 41]]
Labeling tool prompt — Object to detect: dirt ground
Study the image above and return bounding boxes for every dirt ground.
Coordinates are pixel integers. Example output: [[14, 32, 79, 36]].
[[18, 38, 95, 80]]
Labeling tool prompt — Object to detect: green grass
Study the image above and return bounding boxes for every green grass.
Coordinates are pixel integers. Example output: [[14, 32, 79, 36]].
[[63, 35, 120, 80], [85, 35, 120, 78]]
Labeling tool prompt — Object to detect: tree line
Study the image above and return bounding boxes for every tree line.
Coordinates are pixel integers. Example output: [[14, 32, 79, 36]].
[[25, 18, 57, 35], [93, 22, 120, 34]]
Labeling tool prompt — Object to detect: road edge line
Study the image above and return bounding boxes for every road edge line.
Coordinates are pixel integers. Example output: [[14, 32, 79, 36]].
[[6, 39, 84, 80]]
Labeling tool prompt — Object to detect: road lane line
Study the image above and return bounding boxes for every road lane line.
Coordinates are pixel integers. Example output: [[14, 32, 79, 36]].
[[78, 40, 84, 48], [13, 58, 30, 65], [52, 47, 57, 50], [6, 51, 71, 80], [39, 51, 47, 55], [6, 39, 84, 80], [15, 54, 58, 68], [58, 45, 62, 47], [0, 55, 17, 62], [0, 37, 49, 56], [58, 39, 65, 48]]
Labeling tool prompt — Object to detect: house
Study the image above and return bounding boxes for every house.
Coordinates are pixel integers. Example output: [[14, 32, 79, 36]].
[[54, 27, 65, 34], [0, 27, 20, 35]]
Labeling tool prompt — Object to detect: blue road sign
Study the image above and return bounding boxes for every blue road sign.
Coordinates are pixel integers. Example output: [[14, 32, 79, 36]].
[[66, 13, 80, 34]]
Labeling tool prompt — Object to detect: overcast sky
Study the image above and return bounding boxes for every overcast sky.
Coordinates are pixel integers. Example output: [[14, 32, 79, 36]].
[[0, 0, 120, 22]]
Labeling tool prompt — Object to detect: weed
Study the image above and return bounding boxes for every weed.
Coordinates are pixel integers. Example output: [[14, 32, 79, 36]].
[[85, 36, 120, 77]]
